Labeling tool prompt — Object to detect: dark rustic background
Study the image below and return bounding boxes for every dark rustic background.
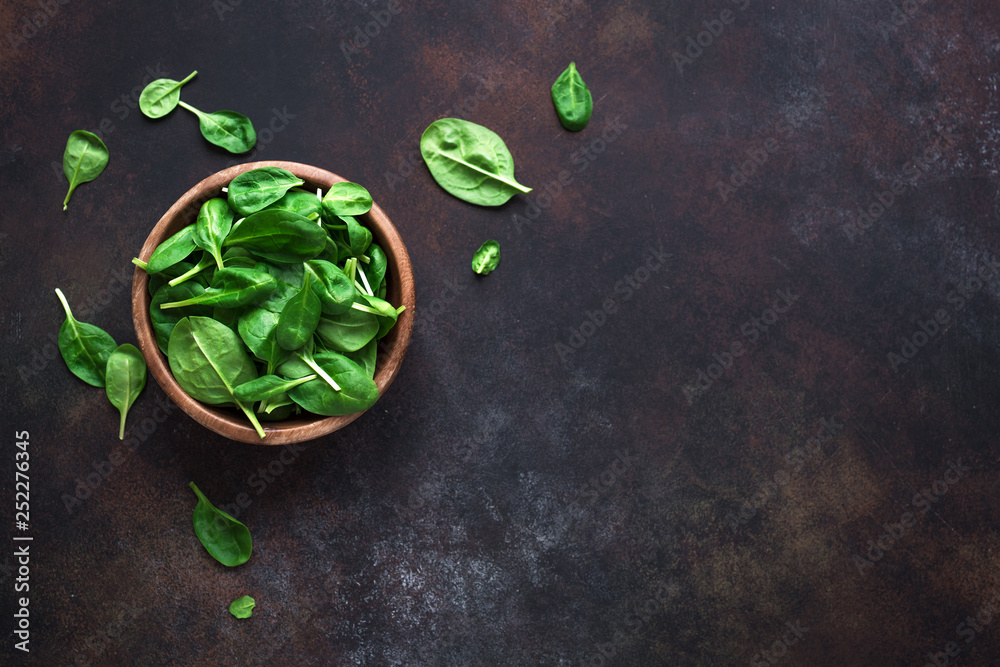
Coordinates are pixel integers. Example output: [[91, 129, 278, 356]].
[[3, 0, 1000, 665]]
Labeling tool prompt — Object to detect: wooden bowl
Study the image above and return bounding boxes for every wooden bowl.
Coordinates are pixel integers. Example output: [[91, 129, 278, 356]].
[[131, 161, 415, 445]]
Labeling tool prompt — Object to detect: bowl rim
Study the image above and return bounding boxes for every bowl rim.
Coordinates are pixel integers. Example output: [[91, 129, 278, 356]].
[[131, 160, 415, 445]]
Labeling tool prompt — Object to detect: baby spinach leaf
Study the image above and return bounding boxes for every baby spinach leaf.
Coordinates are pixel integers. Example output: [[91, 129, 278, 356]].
[[189, 482, 252, 567], [356, 294, 398, 338], [420, 118, 531, 206], [55, 288, 117, 387], [265, 188, 322, 218], [105, 344, 147, 440], [147, 225, 199, 273], [159, 267, 277, 309], [223, 209, 327, 263], [229, 595, 255, 619], [178, 102, 256, 154], [342, 216, 372, 257], [551, 62, 593, 132], [151, 282, 213, 354], [288, 355, 378, 416], [344, 339, 377, 378], [168, 316, 264, 438], [472, 240, 501, 275], [365, 245, 388, 290], [234, 374, 316, 403], [139, 70, 197, 119], [276, 272, 321, 351], [62, 130, 109, 211], [306, 260, 355, 316], [321, 181, 372, 217], [194, 198, 235, 270], [228, 167, 305, 216], [238, 307, 281, 360], [315, 308, 378, 352]]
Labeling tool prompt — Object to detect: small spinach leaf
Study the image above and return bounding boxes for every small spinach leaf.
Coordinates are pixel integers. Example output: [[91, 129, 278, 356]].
[[472, 240, 501, 275], [55, 288, 117, 387], [147, 225, 199, 274], [551, 62, 593, 132], [321, 181, 372, 217], [229, 595, 256, 619], [62, 130, 109, 211], [189, 482, 252, 566], [194, 198, 235, 270], [105, 344, 147, 439], [276, 272, 321, 351], [139, 70, 197, 119]]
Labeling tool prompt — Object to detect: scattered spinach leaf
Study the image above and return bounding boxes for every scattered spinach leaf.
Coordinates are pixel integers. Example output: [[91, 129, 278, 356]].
[[139, 71, 198, 119], [62, 130, 109, 211], [472, 240, 501, 275], [178, 101, 256, 154], [420, 118, 531, 206], [551, 62, 593, 132], [229, 595, 255, 619], [55, 288, 117, 387], [105, 344, 147, 439], [189, 482, 252, 566]]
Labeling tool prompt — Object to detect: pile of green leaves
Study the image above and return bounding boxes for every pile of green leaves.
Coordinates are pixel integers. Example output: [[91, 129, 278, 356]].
[[139, 71, 257, 154], [135, 167, 403, 439], [55, 288, 147, 438]]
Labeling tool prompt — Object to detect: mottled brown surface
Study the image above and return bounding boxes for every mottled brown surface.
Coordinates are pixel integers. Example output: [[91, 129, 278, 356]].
[[3, 0, 1000, 665]]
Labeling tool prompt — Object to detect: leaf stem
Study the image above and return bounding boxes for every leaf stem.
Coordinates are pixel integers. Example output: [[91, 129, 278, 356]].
[[179, 70, 198, 85], [54, 287, 74, 321], [132, 257, 150, 271], [168, 255, 213, 286], [236, 400, 267, 439], [298, 354, 341, 391]]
